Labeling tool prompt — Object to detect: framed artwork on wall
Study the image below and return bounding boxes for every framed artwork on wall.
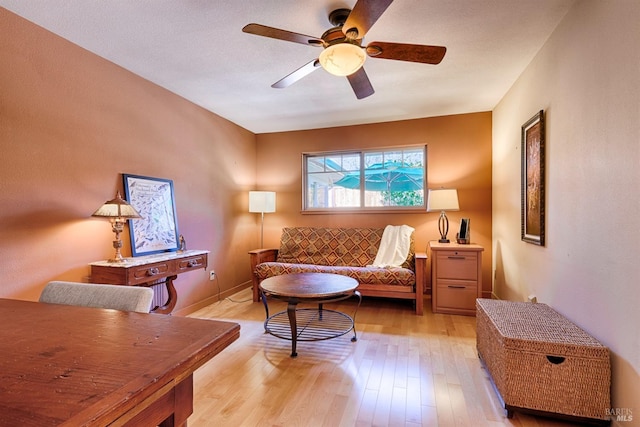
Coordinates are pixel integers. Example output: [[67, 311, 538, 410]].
[[123, 174, 180, 256], [521, 110, 545, 246]]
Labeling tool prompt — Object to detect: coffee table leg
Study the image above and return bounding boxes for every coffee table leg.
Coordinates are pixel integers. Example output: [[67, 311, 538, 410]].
[[351, 291, 362, 342], [287, 299, 299, 357], [259, 290, 270, 332]]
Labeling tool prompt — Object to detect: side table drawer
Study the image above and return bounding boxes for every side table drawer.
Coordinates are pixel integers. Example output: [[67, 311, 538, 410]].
[[436, 280, 478, 312], [436, 252, 478, 280], [129, 261, 175, 285], [177, 254, 208, 273]]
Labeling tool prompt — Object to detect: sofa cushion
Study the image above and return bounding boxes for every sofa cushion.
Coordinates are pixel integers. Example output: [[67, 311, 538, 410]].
[[255, 262, 416, 287], [276, 227, 415, 270]]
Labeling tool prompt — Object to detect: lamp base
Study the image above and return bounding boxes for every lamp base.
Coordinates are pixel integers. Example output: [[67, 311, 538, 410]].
[[437, 211, 451, 244], [109, 235, 126, 263]]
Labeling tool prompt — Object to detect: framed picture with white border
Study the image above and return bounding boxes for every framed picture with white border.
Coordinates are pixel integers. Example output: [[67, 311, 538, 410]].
[[123, 174, 180, 256]]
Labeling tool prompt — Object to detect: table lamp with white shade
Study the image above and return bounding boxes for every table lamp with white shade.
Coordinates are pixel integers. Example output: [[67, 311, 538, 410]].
[[427, 188, 459, 243]]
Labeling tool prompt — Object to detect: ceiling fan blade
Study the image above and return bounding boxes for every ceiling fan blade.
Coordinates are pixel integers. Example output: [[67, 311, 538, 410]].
[[272, 59, 321, 88], [242, 23, 323, 46], [347, 68, 375, 99], [343, 0, 394, 39], [366, 41, 446, 64]]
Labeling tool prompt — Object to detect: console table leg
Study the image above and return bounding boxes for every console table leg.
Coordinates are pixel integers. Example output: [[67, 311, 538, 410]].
[[287, 300, 299, 358], [152, 275, 178, 314]]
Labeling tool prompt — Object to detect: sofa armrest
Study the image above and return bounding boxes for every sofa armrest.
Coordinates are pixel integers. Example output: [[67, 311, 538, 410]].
[[249, 248, 279, 264], [248, 248, 279, 302]]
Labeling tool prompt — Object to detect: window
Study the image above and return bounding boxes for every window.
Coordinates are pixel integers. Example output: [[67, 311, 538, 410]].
[[303, 146, 426, 211]]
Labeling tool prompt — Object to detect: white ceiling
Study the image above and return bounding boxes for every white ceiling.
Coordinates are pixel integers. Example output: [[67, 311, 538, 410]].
[[1, 0, 573, 134]]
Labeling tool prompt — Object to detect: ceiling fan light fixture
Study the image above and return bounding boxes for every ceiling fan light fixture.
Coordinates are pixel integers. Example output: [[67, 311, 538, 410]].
[[319, 42, 366, 76]]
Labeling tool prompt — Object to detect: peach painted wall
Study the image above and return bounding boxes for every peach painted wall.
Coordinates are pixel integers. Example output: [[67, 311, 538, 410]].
[[0, 8, 492, 316], [492, 1, 639, 419], [255, 112, 492, 295], [0, 9, 257, 313]]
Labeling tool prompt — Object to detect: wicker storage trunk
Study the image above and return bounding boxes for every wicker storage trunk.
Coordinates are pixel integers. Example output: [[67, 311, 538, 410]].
[[476, 299, 610, 424]]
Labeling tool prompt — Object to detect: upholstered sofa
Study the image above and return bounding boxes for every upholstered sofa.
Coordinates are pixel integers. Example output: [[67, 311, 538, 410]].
[[249, 227, 426, 315]]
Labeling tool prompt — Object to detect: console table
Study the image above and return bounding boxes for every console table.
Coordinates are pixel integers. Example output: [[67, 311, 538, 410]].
[[90, 249, 208, 314]]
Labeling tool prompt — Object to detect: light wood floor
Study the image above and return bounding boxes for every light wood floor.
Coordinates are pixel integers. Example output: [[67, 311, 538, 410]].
[[188, 289, 580, 427]]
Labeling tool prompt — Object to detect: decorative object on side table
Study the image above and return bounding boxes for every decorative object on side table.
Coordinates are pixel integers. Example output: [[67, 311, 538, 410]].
[[456, 218, 470, 244], [92, 191, 142, 262], [249, 191, 276, 248], [178, 234, 186, 253], [521, 110, 545, 246], [123, 174, 180, 256], [427, 188, 459, 243]]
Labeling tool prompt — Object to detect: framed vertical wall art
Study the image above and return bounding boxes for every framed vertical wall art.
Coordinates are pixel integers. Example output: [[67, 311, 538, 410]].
[[123, 174, 180, 256], [521, 110, 545, 246]]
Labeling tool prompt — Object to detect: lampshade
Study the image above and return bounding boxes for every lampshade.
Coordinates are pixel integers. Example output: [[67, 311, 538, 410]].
[[249, 191, 276, 213], [92, 191, 141, 218], [318, 43, 366, 76], [426, 189, 459, 212], [92, 191, 141, 262]]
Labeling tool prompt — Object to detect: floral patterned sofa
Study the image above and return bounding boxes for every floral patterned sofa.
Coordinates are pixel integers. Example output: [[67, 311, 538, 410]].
[[249, 227, 426, 315]]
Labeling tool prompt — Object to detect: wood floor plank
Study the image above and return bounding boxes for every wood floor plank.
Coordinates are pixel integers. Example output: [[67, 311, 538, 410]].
[[188, 289, 581, 427], [338, 357, 371, 426], [389, 385, 407, 426], [406, 376, 423, 424], [356, 388, 378, 425]]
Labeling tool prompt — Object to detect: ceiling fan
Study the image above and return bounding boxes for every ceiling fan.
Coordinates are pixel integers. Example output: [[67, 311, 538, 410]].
[[242, 0, 447, 99]]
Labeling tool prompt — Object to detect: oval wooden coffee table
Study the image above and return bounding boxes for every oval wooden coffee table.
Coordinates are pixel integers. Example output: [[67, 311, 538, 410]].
[[259, 273, 362, 357]]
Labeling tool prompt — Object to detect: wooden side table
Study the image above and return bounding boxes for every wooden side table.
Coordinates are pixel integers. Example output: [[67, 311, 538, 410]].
[[429, 242, 483, 316], [90, 249, 208, 314]]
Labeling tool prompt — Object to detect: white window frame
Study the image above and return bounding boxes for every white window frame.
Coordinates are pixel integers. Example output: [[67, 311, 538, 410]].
[[302, 145, 427, 213]]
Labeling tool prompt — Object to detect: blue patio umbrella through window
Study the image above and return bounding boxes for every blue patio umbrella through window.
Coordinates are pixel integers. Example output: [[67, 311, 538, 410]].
[[333, 161, 424, 192]]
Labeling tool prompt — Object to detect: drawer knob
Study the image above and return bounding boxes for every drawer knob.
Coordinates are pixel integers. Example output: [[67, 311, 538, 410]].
[[447, 256, 466, 260], [447, 285, 466, 289], [147, 267, 160, 276], [187, 259, 198, 267]]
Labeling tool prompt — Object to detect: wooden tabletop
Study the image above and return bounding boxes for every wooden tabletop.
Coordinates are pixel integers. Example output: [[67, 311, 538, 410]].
[[259, 273, 358, 299], [0, 298, 240, 426]]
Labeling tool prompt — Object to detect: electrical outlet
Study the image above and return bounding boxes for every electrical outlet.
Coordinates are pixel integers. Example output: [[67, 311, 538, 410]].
[[209, 270, 216, 281]]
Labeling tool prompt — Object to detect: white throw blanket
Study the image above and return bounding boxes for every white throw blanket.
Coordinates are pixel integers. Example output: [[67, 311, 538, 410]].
[[369, 225, 415, 268]]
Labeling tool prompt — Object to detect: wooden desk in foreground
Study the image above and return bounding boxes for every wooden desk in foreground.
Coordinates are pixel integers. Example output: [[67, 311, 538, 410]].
[[0, 299, 240, 426]]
